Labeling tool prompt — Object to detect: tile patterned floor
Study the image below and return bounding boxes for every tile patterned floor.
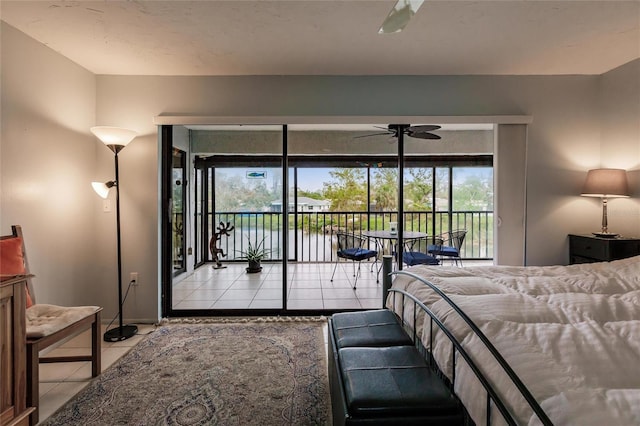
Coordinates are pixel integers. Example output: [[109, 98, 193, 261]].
[[172, 261, 386, 311]]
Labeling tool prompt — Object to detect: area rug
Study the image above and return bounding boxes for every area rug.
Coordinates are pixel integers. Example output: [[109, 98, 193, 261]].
[[41, 319, 330, 425]]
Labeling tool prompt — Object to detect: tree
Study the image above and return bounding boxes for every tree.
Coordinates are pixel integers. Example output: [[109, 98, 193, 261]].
[[405, 168, 433, 210], [322, 168, 366, 211], [454, 173, 493, 211], [297, 188, 324, 200], [215, 170, 281, 211], [371, 168, 397, 211]]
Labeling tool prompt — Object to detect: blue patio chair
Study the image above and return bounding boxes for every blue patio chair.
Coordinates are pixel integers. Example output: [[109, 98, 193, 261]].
[[428, 229, 467, 266], [401, 236, 443, 267], [330, 232, 378, 290]]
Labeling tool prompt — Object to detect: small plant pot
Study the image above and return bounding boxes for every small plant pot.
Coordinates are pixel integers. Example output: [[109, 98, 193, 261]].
[[246, 259, 262, 273]]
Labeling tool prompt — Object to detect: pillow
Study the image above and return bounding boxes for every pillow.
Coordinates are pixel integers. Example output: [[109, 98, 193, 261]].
[[26, 286, 33, 308], [0, 237, 32, 307], [0, 237, 25, 276]]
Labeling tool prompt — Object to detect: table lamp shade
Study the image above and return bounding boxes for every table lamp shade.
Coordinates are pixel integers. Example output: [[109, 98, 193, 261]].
[[581, 168, 629, 198]]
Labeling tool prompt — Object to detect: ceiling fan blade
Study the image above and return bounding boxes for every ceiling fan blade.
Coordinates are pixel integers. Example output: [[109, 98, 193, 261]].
[[378, 0, 425, 34], [406, 125, 441, 133], [408, 132, 441, 140], [353, 132, 392, 139]]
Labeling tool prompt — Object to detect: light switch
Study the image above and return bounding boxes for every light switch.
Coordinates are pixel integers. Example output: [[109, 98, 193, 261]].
[[103, 199, 111, 212]]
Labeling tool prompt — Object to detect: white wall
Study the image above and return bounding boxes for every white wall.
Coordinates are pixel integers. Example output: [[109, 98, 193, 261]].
[[3, 23, 639, 323], [0, 22, 100, 306], [599, 60, 640, 238]]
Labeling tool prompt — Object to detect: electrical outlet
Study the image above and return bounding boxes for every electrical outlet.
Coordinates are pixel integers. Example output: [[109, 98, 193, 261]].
[[130, 272, 139, 285]]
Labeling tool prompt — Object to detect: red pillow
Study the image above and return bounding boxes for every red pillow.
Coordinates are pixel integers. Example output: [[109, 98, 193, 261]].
[[0, 237, 26, 276], [0, 237, 31, 307], [25, 286, 33, 308]]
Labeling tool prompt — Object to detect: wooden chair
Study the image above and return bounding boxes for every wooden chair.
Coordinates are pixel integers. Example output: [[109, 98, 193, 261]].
[[1, 225, 102, 425]]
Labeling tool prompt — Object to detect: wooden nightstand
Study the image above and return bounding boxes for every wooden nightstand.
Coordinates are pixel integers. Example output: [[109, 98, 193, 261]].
[[569, 234, 640, 264]]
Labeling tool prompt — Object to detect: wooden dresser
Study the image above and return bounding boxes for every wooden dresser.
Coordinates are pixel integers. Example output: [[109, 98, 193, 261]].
[[569, 234, 640, 264], [0, 276, 35, 426]]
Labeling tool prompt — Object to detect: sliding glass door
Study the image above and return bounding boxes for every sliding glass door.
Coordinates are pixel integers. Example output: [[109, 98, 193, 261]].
[[170, 125, 285, 314], [161, 123, 495, 318]]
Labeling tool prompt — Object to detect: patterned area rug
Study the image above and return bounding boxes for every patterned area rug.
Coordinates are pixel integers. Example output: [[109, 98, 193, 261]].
[[41, 319, 330, 425]]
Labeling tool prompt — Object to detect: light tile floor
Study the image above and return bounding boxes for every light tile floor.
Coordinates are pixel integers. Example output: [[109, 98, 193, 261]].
[[36, 324, 156, 425], [172, 260, 386, 311]]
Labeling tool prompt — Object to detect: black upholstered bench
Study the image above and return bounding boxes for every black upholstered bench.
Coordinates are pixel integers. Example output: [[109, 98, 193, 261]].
[[331, 309, 413, 348], [328, 310, 465, 426]]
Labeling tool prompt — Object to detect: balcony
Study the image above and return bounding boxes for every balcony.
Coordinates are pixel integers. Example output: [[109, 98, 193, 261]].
[[210, 209, 493, 263]]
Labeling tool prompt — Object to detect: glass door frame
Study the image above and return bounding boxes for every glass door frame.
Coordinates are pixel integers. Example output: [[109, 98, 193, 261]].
[[162, 124, 290, 317]]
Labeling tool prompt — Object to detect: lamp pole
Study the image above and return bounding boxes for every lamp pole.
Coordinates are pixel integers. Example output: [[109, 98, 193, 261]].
[[100, 139, 138, 342], [91, 126, 138, 342]]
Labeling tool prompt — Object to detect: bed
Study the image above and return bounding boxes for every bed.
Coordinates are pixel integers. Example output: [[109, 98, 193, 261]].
[[385, 255, 640, 426]]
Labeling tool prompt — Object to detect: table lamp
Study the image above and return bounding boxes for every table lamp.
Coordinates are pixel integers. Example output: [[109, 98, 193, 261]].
[[581, 168, 629, 238]]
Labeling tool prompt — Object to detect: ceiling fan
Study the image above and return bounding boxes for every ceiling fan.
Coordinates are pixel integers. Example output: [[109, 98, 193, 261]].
[[355, 124, 441, 141], [378, 0, 425, 34]]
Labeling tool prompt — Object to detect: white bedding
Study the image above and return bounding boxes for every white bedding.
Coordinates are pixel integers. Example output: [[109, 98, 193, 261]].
[[385, 255, 640, 426]]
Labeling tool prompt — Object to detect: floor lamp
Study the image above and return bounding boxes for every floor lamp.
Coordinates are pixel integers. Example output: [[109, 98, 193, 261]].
[[581, 168, 629, 238], [91, 126, 139, 342]]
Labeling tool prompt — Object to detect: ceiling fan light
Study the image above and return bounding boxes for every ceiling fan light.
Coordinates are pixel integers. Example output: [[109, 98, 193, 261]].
[[378, 0, 425, 34]]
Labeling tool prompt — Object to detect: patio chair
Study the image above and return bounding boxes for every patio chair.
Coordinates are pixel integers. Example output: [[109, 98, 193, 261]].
[[0, 225, 102, 425], [401, 236, 443, 267], [428, 229, 467, 266], [330, 232, 378, 290]]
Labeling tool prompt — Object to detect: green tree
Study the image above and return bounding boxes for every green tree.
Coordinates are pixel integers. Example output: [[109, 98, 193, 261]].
[[322, 168, 366, 211], [215, 171, 281, 211], [454, 174, 493, 211], [405, 168, 433, 210], [371, 168, 397, 211], [297, 188, 324, 200]]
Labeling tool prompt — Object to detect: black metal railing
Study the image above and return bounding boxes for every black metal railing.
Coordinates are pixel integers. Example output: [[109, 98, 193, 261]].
[[202, 210, 493, 263]]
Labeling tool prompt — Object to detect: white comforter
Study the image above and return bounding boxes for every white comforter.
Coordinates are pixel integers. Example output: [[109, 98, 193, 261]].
[[386, 256, 640, 426]]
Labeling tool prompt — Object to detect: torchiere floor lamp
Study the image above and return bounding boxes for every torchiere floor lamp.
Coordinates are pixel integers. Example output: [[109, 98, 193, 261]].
[[91, 126, 139, 342]]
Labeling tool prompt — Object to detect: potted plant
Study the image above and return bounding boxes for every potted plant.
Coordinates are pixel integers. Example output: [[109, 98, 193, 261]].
[[237, 237, 271, 273]]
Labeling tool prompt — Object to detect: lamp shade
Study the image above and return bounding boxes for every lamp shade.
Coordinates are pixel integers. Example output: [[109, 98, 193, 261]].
[[91, 181, 115, 199], [90, 126, 137, 147], [581, 168, 629, 198]]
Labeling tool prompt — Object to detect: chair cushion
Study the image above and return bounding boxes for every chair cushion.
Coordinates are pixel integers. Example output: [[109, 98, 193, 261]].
[[26, 304, 101, 338], [428, 245, 459, 256], [332, 310, 413, 348], [339, 346, 461, 417], [403, 251, 440, 266], [338, 248, 377, 261]]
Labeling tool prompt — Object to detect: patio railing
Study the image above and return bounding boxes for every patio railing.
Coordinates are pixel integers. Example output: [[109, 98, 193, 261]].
[[207, 210, 493, 263]]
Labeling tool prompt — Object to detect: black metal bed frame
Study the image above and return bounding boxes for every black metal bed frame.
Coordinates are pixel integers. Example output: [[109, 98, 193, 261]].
[[386, 268, 554, 426]]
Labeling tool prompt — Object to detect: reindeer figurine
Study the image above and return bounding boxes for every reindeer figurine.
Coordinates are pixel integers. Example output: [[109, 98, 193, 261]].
[[209, 221, 235, 269]]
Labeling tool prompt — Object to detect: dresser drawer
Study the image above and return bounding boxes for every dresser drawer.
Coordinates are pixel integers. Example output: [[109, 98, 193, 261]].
[[570, 236, 608, 260], [569, 234, 640, 264]]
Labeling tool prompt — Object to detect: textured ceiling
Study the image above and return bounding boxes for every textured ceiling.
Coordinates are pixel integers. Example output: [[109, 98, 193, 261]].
[[1, 0, 639, 76]]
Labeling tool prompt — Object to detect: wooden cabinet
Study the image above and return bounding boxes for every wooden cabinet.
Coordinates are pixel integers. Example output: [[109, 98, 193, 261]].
[[1, 276, 35, 426], [569, 234, 640, 264]]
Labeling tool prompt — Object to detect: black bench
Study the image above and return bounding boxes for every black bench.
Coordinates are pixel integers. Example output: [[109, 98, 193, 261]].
[[328, 310, 465, 426]]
